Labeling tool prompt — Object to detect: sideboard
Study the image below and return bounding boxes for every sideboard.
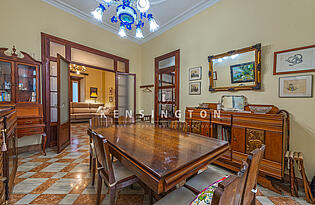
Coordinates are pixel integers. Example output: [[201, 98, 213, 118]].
[[0, 106, 17, 204], [185, 103, 289, 192]]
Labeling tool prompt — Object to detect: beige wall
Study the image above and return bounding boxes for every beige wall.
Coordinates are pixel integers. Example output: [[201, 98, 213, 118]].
[[140, 0, 315, 178]]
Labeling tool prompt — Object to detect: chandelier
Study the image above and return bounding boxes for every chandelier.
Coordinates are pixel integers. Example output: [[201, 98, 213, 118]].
[[91, 0, 159, 38], [70, 64, 87, 74]]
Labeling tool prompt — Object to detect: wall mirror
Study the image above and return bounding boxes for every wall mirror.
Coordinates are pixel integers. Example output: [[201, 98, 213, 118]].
[[221, 95, 246, 111], [208, 44, 261, 92]]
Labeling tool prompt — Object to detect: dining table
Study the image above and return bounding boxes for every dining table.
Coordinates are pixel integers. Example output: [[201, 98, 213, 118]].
[[88, 123, 229, 194]]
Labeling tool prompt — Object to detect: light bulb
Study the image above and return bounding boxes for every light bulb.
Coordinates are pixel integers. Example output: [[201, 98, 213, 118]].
[[76, 71, 80, 74], [118, 25, 127, 38], [137, 0, 150, 13], [149, 18, 159, 32], [91, 4, 105, 21], [136, 28, 144, 39]]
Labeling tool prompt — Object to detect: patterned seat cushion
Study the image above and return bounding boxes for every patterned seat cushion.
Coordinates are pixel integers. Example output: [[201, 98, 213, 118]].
[[190, 176, 227, 205]]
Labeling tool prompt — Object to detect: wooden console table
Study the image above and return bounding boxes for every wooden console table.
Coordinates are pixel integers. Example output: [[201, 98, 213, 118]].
[[185, 103, 289, 192]]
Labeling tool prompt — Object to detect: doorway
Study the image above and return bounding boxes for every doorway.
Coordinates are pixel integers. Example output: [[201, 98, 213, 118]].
[[154, 50, 180, 123]]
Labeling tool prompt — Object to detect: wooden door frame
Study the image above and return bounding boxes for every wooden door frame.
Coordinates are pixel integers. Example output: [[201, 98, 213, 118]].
[[154, 50, 180, 123], [57, 54, 71, 153], [115, 72, 137, 121]]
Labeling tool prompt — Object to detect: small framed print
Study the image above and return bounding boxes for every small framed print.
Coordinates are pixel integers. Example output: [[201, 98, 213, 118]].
[[279, 75, 313, 98], [189, 67, 202, 81], [213, 71, 217, 80], [189, 82, 201, 95], [274, 45, 315, 75]]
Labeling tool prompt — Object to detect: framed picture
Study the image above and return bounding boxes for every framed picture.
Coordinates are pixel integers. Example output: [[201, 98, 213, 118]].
[[213, 71, 217, 80], [90, 87, 98, 98], [230, 62, 255, 84], [279, 75, 313, 98], [189, 67, 202, 81], [189, 82, 201, 95], [274, 45, 315, 75]]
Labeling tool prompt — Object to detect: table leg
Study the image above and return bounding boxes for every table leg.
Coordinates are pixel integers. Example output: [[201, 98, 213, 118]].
[[42, 133, 47, 156]]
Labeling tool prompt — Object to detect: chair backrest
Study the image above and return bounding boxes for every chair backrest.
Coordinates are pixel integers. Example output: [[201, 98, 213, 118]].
[[91, 133, 115, 185], [241, 145, 266, 205], [89, 116, 114, 129], [211, 161, 249, 205]]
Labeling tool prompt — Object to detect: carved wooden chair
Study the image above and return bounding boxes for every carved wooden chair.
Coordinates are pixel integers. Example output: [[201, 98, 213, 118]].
[[142, 115, 152, 123], [185, 145, 265, 205], [154, 161, 249, 205], [90, 131, 139, 205], [89, 117, 113, 185]]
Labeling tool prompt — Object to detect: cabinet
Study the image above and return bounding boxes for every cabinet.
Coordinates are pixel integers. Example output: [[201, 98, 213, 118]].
[[0, 47, 45, 154], [0, 106, 17, 204], [185, 104, 289, 191]]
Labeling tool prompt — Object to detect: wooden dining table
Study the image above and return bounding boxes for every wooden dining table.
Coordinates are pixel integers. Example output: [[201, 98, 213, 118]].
[[89, 123, 229, 194]]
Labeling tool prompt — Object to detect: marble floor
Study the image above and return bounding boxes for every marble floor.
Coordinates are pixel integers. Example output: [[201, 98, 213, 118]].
[[10, 123, 310, 204]]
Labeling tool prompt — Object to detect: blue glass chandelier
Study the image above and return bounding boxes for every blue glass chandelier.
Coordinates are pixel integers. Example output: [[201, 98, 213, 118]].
[[91, 0, 159, 38]]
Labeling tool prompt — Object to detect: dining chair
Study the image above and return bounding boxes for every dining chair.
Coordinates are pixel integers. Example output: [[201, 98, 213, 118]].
[[142, 115, 152, 123], [90, 131, 139, 205], [185, 145, 265, 204], [154, 161, 249, 205], [89, 117, 114, 185]]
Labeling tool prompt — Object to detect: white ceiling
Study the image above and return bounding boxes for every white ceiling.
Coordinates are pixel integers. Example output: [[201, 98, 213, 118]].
[[42, 0, 219, 44]]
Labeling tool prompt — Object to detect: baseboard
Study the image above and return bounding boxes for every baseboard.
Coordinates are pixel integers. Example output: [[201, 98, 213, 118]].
[[18, 144, 41, 154]]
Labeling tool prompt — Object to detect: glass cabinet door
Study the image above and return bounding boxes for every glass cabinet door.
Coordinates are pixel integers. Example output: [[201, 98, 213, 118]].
[[0, 61, 13, 102], [16, 64, 38, 102]]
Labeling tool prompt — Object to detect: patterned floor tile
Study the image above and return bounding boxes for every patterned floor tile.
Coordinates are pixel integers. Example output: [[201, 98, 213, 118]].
[[29, 194, 66, 204]]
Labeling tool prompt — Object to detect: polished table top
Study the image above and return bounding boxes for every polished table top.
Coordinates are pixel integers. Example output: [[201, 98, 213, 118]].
[[93, 124, 229, 179]]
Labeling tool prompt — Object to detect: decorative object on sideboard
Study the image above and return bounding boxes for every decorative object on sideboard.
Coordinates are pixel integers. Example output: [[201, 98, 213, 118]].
[[189, 66, 202, 81], [274, 44, 315, 75], [221, 95, 246, 111], [279, 75, 313, 98], [249, 105, 273, 114], [208, 43, 261, 92], [189, 82, 201, 95]]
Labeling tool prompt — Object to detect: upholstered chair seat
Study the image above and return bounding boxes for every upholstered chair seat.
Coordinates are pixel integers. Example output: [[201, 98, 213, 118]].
[[185, 166, 230, 192], [154, 187, 196, 205]]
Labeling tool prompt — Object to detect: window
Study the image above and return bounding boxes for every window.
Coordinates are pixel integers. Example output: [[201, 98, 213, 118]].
[[72, 81, 79, 103]]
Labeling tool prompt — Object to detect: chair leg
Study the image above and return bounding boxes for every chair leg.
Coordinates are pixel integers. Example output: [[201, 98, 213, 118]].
[[96, 174, 102, 205], [89, 153, 92, 171], [92, 158, 96, 186], [149, 188, 153, 205], [109, 187, 116, 205]]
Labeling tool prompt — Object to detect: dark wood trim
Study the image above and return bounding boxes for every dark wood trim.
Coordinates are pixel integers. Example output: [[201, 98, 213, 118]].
[[154, 50, 180, 123], [70, 61, 115, 73], [274, 44, 315, 75]]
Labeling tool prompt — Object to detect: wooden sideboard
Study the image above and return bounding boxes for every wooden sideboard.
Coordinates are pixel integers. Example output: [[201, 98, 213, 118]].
[[185, 104, 289, 191], [0, 106, 17, 204]]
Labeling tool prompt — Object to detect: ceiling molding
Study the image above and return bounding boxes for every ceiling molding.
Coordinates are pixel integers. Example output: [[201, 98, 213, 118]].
[[41, 0, 220, 44]]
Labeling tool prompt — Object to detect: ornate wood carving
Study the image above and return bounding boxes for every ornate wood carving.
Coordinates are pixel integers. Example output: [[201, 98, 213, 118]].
[[246, 128, 265, 154], [0, 46, 41, 65]]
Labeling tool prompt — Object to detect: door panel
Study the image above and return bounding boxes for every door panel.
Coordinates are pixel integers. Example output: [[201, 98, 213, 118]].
[[57, 54, 70, 153], [231, 127, 246, 153], [115, 73, 136, 122], [155, 50, 180, 123]]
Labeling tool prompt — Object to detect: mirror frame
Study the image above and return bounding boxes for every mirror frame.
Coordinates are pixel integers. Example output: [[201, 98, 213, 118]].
[[208, 43, 261, 92]]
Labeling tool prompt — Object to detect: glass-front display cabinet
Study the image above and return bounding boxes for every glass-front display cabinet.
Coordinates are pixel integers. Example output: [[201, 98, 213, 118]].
[[0, 47, 40, 104], [0, 46, 44, 146]]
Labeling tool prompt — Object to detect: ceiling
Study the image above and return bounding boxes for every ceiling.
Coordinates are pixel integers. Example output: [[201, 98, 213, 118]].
[[42, 0, 219, 44]]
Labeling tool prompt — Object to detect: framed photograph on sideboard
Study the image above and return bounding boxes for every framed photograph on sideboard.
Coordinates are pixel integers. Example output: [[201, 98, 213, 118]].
[[274, 45, 315, 75]]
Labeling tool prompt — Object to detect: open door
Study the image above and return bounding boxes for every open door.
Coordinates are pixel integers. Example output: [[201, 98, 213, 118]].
[[57, 54, 71, 153], [115, 72, 136, 122]]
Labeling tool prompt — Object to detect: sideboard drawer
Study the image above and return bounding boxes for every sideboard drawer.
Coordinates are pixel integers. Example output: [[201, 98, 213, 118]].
[[18, 118, 42, 126], [17, 126, 44, 137]]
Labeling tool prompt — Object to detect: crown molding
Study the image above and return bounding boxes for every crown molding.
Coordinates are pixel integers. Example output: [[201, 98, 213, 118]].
[[41, 0, 219, 44]]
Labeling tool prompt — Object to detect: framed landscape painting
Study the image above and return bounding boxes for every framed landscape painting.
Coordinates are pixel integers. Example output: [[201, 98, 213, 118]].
[[189, 67, 202, 81], [279, 75, 313, 98], [189, 82, 201, 95], [230, 62, 255, 84], [274, 45, 315, 75]]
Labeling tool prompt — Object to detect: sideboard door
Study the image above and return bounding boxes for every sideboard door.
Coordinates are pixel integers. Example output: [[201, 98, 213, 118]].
[[231, 127, 246, 153]]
